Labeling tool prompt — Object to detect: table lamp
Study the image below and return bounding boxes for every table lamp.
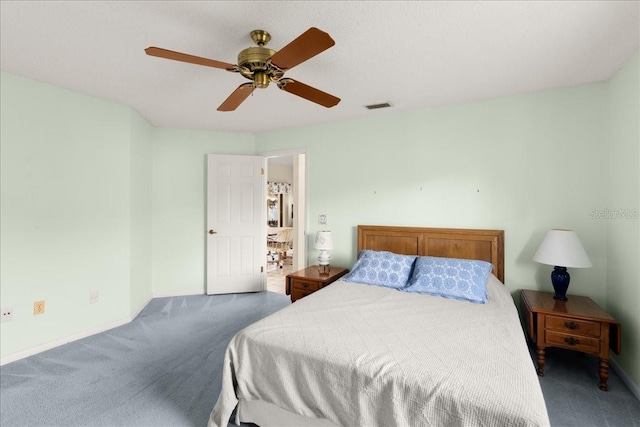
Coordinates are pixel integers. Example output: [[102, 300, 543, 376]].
[[533, 229, 592, 301], [314, 231, 333, 275]]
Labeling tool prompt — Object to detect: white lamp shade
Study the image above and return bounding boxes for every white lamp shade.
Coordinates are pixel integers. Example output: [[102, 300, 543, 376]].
[[533, 229, 592, 268], [313, 231, 333, 250]]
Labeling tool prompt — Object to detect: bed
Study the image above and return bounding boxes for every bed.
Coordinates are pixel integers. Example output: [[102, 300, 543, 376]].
[[208, 225, 550, 427]]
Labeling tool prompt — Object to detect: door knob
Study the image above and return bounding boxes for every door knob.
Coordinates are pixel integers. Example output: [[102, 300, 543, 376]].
[[209, 229, 217, 235]]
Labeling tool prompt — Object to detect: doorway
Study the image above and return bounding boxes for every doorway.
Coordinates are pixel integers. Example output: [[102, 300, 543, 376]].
[[263, 150, 306, 294]]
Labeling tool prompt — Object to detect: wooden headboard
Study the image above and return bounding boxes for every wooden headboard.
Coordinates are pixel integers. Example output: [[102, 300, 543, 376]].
[[357, 225, 505, 282]]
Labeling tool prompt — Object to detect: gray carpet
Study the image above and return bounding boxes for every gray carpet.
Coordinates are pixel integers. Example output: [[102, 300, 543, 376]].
[[1, 292, 290, 427], [534, 346, 640, 427], [1, 292, 638, 427]]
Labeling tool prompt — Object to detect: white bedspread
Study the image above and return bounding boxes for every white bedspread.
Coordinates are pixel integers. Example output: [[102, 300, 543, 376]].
[[208, 276, 550, 427]]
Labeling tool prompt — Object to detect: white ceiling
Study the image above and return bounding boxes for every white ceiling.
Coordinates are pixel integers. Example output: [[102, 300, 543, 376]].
[[1, 1, 638, 133]]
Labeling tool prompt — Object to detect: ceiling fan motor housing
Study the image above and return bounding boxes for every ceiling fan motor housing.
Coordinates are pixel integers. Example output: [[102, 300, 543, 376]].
[[236, 30, 286, 89], [237, 46, 274, 70], [237, 45, 284, 88]]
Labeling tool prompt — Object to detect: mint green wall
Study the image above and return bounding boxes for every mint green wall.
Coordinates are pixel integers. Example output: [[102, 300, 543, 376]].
[[606, 52, 640, 386], [0, 72, 255, 357], [1, 53, 637, 390], [129, 110, 153, 315], [0, 72, 252, 360], [1, 72, 134, 358], [258, 84, 608, 303], [151, 128, 255, 296]]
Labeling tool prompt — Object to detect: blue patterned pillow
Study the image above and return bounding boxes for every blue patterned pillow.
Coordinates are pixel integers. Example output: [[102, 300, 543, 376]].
[[343, 250, 416, 289], [404, 256, 493, 303]]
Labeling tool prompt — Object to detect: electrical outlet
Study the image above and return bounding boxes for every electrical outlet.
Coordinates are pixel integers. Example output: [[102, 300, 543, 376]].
[[90, 290, 99, 304], [318, 214, 327, 224], [1, 307, 13, 323], [33, 300, 45, 315]]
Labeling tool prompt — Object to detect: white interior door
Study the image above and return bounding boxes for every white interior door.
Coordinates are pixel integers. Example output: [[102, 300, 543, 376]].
[[207, 154, 265, 295]]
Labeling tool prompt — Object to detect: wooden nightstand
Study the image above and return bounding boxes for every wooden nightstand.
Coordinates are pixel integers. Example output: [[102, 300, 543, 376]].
[[286, 266, 348, 302], [521, 289, 621, 391]]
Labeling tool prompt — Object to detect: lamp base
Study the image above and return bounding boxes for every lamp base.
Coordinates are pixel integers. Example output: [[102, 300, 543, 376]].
[[317, 250, 331, 276], [318, 264, 331, 276], [551, 266, 570, 301]]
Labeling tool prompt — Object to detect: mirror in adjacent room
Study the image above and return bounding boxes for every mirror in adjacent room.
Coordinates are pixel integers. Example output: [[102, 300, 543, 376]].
[[267, 197, 279, 227]]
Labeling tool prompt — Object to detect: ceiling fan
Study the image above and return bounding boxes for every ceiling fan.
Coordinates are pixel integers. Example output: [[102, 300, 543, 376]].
[[145, 27, 340, 112]]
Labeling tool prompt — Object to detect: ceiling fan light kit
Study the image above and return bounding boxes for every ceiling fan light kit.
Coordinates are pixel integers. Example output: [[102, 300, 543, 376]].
[[145, 27, 340, 111]]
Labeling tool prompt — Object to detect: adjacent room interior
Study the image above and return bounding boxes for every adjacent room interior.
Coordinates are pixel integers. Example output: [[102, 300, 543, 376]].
[[266, 155, 295, 293]]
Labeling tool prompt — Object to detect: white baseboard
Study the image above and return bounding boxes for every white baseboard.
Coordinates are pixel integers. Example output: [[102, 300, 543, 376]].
[[152, 290, 204, 298], [0, 316, 132, 366], [1, 295, 157, 366], [130, 296, 153, 321], [611, 357, 640, 401], [0, 292, 208, 366]]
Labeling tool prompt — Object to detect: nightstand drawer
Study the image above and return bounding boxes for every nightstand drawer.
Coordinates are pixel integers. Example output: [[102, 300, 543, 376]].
[[546, 330, 600, 353], [290, 278, 321, 292], [286, 266, 349, 302], [290, 287, 317, 301], [546, 315, 600, 338]]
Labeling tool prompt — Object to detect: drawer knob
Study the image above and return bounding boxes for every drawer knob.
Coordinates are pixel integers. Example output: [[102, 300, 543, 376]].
[[564, 321, 580, 330], [302, 282, 309, 288], [564, 337, 580, 346]]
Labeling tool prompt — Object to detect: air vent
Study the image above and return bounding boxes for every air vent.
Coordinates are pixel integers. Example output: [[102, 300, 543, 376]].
[[365, 102, 391, 110]]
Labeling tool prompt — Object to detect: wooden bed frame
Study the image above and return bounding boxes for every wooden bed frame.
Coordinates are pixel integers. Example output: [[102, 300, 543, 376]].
[[357, 225, 505, 282]]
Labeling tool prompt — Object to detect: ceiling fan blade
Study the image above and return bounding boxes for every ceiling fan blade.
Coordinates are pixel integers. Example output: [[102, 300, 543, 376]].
[[278, 79, 340, 108], [145, 47, 236, 71], [270, 27, 335, 71], [217, 83, 255, 111]]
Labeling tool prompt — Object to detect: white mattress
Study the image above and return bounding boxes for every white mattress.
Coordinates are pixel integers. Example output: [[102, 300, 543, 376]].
[[208, 275, 550, 427]]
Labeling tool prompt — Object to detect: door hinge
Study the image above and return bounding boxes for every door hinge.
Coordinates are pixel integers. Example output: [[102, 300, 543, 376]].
[[261, 167, 264, 175], [261, 266, 264, 273]]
